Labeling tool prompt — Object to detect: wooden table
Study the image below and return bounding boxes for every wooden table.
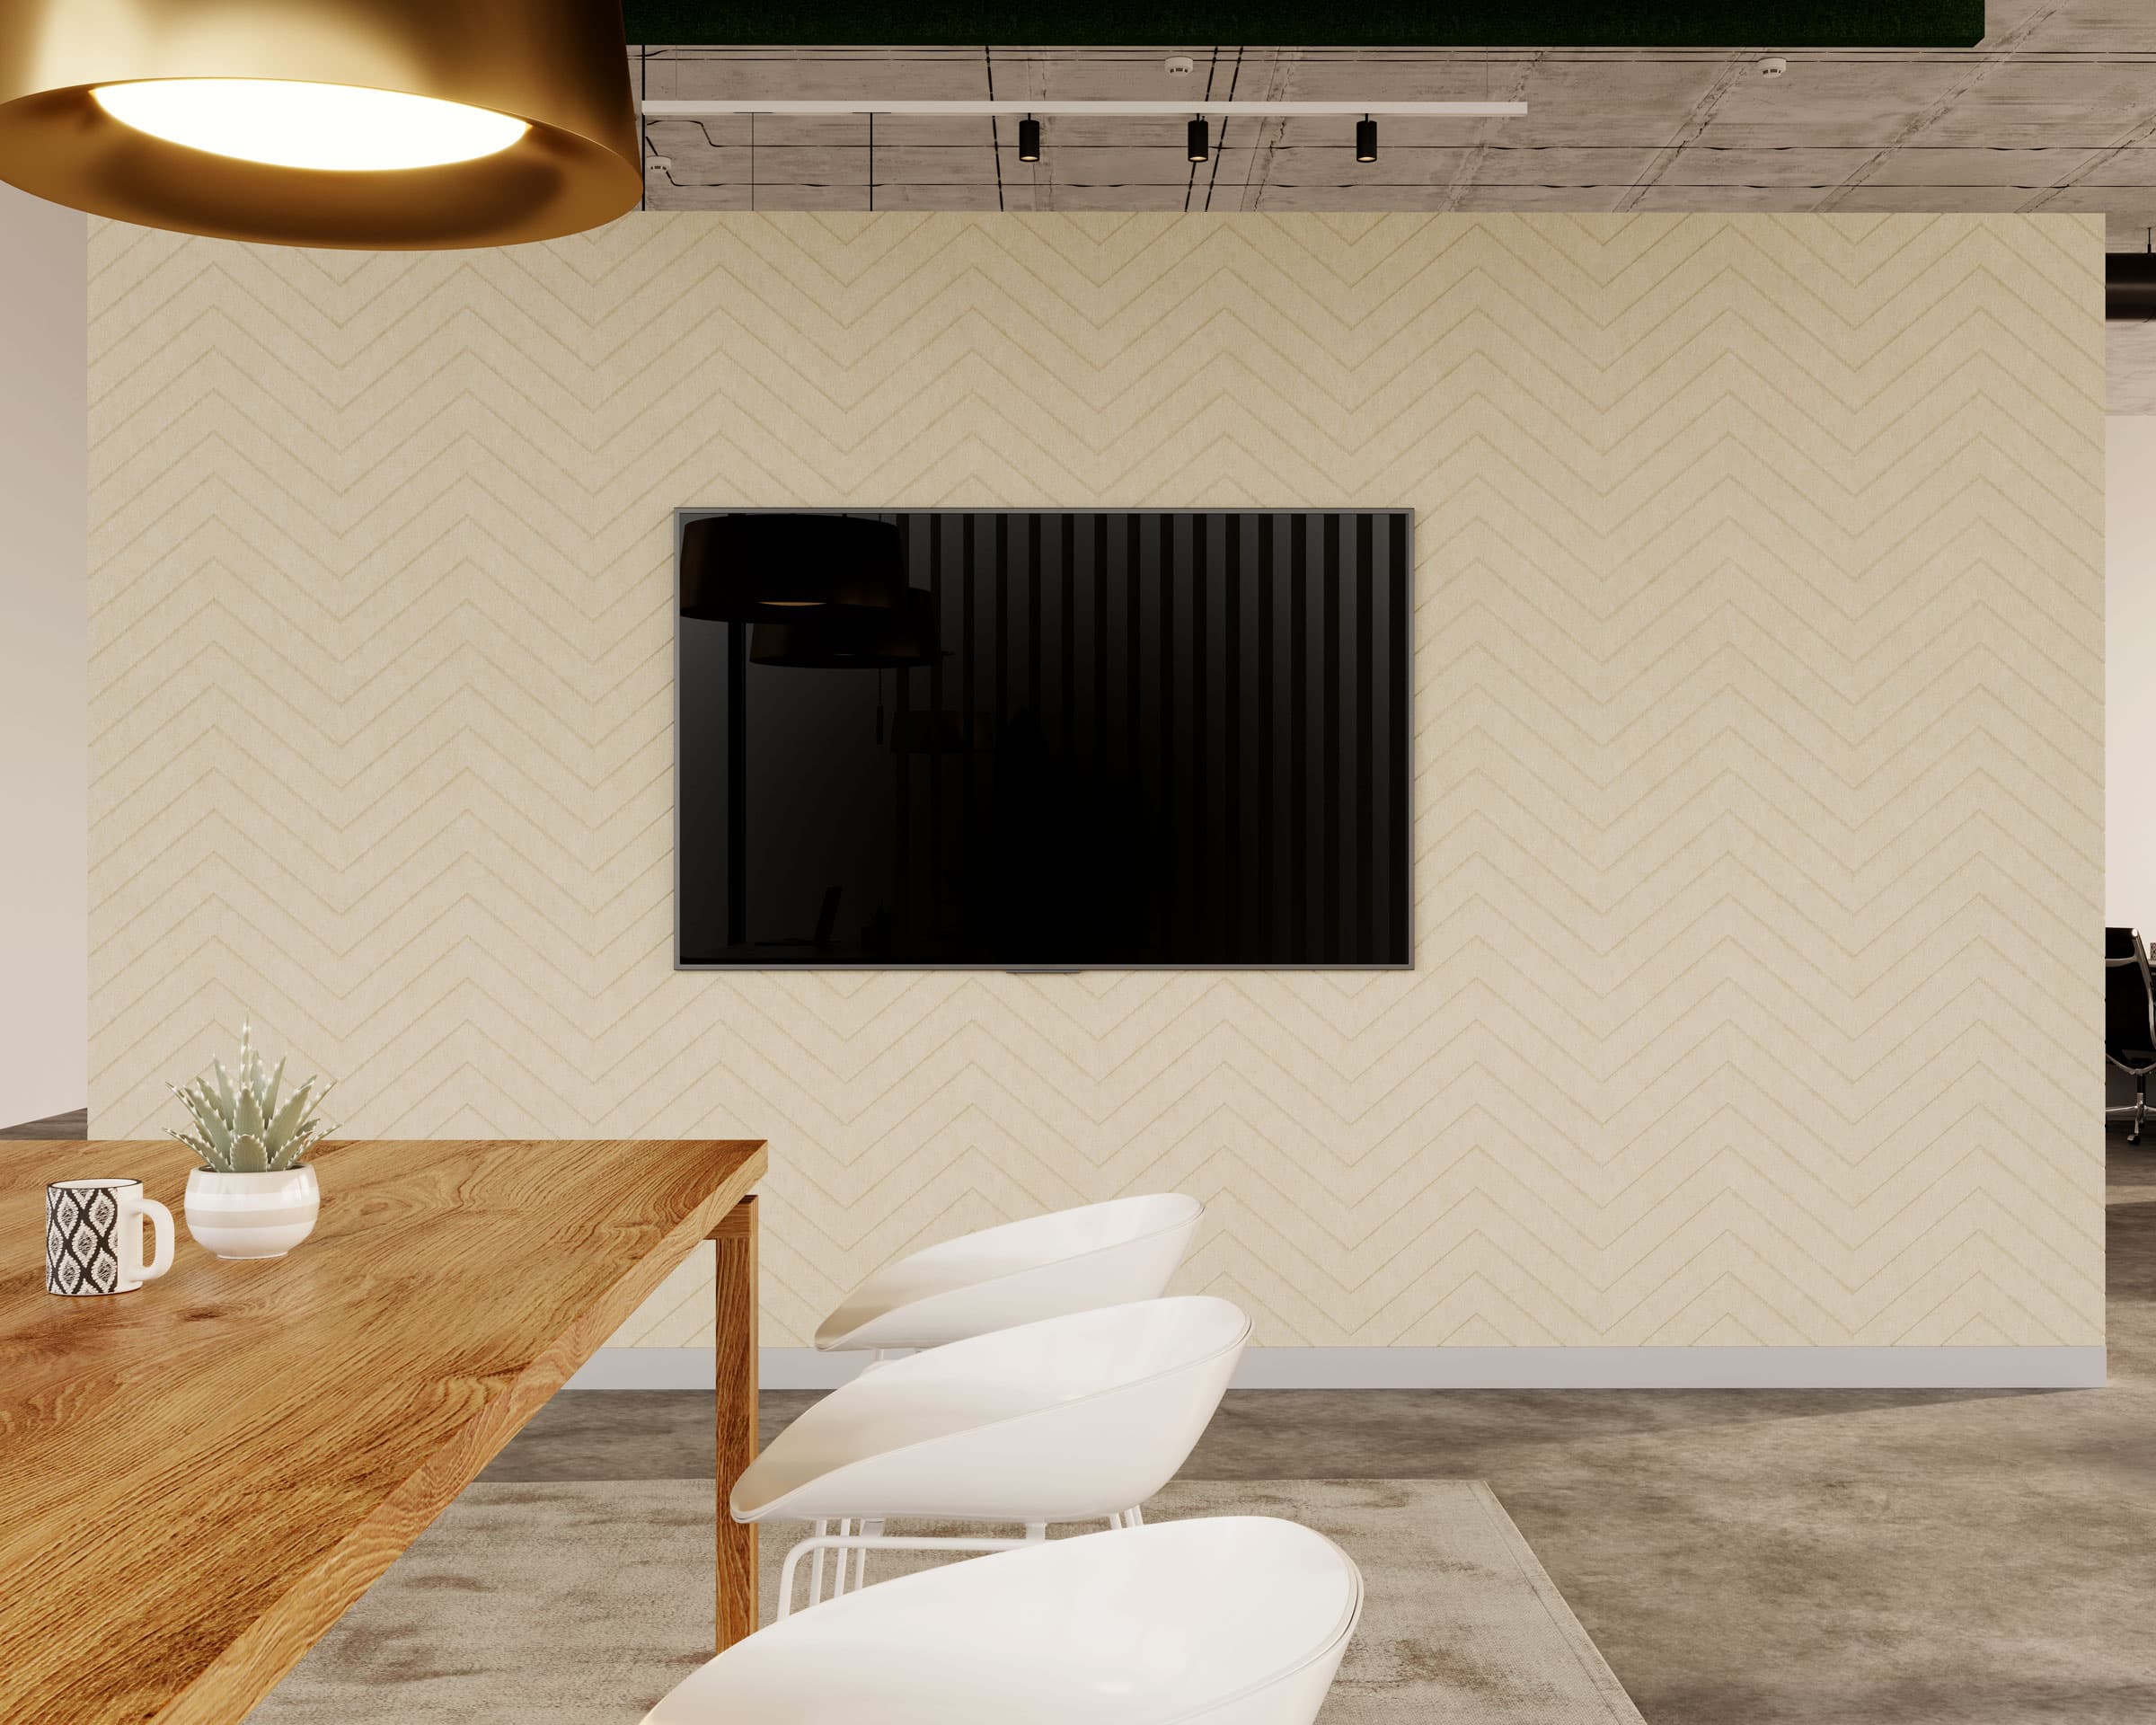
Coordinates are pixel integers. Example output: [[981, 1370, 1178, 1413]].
[[0, 1136, 766, 1724]]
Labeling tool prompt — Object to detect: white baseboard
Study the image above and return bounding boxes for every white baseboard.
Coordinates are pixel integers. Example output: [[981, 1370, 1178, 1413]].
[[564, 1344, 2105, 1392]]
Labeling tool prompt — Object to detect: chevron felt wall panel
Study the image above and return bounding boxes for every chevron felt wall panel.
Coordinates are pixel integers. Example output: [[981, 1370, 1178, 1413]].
[[86, 213, 2106, 1350]]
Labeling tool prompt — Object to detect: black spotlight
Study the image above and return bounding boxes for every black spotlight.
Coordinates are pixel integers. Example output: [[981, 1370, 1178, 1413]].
[[2110, 252, 2156, 320], [1018, 115, 1040, 163], [1356, 116, 1377, 163], [1188, 116, 1209, 163]]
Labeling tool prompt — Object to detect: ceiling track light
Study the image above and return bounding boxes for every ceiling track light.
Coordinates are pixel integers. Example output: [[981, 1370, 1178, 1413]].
[[1188, 116, 1210, 164], [1356, 116, 1378, 163], [2108, 252, 2156, 321], [644, 100, 1526, 119], [1018, 115, 1040, 164]]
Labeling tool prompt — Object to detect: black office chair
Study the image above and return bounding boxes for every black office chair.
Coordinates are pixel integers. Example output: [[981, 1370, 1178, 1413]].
[[2105, 927, 2156, 1142]]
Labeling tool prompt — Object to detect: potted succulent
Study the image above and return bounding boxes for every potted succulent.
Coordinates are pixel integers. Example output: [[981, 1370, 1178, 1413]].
[[168, 1020, 336, 1260]]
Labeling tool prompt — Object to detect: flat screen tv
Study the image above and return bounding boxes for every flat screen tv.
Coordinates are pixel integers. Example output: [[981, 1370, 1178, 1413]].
[[676, 509, 1411, 969]]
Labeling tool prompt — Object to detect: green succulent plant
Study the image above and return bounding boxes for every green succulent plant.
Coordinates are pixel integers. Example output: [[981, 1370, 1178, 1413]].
[[168, 1019, 336, 1174]]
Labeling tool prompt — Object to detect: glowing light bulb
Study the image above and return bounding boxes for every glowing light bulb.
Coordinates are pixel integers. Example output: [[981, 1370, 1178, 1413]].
[[92, 79, 527, 172]]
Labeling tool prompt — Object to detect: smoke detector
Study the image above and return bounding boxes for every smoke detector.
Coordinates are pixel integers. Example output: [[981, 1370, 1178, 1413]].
[[1759, 57, 1788, 78], [1165, 56, 1195, 77]]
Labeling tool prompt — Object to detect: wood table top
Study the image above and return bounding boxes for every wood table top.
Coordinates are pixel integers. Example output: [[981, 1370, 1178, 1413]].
[[0, 1136, 765, 1725]]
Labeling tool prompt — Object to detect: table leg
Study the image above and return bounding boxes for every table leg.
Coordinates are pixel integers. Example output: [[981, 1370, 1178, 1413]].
[[713, 1195, 758, 1652]]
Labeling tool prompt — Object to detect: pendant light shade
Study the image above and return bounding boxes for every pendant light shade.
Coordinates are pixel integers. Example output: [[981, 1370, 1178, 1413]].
[[679, 513, 907, 626], [749, 589, 941, 670], [0, 0, 641, 249]]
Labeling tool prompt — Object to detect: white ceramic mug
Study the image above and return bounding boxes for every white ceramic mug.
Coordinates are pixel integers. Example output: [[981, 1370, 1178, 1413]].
[[46, 1177, 176, 1296]]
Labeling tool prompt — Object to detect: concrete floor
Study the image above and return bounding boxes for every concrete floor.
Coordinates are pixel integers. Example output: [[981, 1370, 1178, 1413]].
[[490, 1144, 2156, 1723]]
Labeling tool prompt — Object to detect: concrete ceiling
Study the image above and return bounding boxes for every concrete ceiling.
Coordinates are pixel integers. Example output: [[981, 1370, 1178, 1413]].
[[632, 0, 2156, 409]]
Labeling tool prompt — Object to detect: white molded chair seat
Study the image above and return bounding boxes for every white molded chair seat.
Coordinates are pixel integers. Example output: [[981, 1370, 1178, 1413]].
[[815, 1193, 1204, 1352], [642, 1517, 1363, 1725], [738, 1296, 1250, 1614], [738, 1296, 1249, 1527]]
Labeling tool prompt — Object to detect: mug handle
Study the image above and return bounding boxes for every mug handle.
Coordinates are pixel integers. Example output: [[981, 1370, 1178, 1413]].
[[125, 1196, 176, 1282]]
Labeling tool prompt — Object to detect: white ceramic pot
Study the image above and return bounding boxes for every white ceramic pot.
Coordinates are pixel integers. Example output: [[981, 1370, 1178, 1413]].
[[183, 1166, 320, 1260]]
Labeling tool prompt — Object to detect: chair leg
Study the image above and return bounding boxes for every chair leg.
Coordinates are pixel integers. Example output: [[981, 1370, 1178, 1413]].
[[2137, 1076, 2146, 1145], [807, 1518, 829, 1611], [853, 1518, 882, 1592], [831, 1518, 853, 1598]]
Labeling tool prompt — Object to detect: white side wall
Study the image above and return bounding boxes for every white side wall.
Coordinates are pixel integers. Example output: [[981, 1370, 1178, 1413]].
[[2109, 418, 2156, 930], [0, 186, 87, 1128]]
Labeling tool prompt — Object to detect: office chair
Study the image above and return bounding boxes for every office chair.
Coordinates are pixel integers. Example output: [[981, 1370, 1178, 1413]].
[[2105, 927, 2156, 1142]]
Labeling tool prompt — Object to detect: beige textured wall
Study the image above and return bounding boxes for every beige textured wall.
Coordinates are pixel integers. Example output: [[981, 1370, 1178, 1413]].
[[87, 213, 2105, 1349]]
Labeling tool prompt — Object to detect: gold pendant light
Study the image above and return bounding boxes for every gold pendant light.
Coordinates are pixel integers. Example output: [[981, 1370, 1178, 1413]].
[[0, 1, 641, 249]]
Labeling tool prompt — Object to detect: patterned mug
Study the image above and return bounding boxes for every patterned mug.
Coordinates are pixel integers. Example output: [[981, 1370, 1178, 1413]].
[[46, 1178, 176, 1296]]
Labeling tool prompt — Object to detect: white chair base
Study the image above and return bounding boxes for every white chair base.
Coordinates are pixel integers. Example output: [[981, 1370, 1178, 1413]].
[[779, 1508, 1148, 1616]]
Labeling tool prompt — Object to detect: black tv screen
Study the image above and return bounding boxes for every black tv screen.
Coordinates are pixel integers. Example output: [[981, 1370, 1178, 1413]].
[[676, 509, 1411, 969]]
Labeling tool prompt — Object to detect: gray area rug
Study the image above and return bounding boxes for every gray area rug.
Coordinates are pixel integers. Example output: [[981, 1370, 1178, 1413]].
[[256, 1478, 1645, 1723]]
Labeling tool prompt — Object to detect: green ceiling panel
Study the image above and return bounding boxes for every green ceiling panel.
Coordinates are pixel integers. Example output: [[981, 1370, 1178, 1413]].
[[621, 4, 1984, 49]]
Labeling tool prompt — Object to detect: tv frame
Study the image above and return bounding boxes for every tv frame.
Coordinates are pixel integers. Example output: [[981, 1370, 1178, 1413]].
[[673, 505, 1415, 974]]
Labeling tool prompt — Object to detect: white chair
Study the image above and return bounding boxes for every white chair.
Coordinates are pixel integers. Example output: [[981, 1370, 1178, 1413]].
[[643, 1517, 1363, 1725], [738, 1295, 1250, 1614], [814, 1193, 1205, 1355]]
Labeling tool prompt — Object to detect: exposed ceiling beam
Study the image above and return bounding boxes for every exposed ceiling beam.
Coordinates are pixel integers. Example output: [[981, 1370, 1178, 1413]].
[[621, 3, 1984, 49]]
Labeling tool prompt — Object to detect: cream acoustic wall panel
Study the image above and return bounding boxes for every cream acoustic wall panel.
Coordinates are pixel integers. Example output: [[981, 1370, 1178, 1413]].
[[86, 214, 2105, 1374]]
